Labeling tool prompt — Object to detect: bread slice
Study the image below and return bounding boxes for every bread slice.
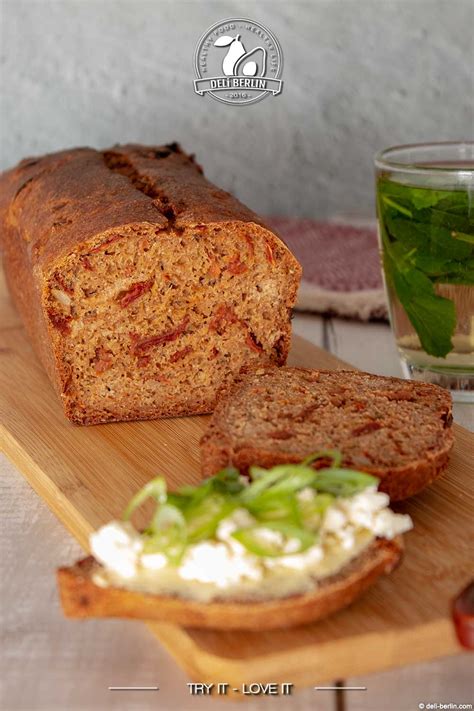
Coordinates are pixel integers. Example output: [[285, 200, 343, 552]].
[[57, 537, 402, 630], [200, 367, 454, 501], [0, 144, 301, 424]]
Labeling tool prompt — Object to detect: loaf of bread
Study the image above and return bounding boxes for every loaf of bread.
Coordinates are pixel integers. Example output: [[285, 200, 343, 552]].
[[57, 537, 402, 630], [200, 367, 454, 500], [0, 144, 301, 424]]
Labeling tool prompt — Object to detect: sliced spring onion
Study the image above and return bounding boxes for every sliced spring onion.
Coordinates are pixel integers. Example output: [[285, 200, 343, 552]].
[[143, 504, 187, 564], [149, 502, 186, 534], [311, 468, 379, 497], [176, 480, 213, 507], [298, 493, 335, 530], [232, 521, 315, 557], [176, 469, 243, 506], [257, 466, 317, 496], [166, 492, 193, 512], [185, 493, 235, 543], [301, 450, 343, 468], [240, 464, 316, 503], [239, 466, 288, 502], [247, 491, 302, 525], [123, 477, 167, 521], [208, 467, 245, 495]]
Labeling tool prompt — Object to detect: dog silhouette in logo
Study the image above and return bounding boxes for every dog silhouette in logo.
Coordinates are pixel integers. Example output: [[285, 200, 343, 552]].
[[214, 35, 267, 77]]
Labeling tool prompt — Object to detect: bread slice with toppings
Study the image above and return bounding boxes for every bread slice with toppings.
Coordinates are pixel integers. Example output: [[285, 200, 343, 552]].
[[200, 367, 454, 501], [57, 536, 402, 630]]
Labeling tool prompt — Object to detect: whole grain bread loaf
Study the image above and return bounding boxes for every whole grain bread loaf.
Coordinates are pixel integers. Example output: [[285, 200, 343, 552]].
[[0, 144, 301, 424], [200, 367, 454, 500], [57, 537, 402, 630]]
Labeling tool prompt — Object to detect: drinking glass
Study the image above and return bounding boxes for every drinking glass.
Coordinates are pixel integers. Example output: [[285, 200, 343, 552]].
[[375, 142, 474, 401]]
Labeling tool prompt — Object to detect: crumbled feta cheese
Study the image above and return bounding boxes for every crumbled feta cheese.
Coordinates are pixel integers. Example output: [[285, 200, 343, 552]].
[[253, 527, 285, 548], [141, 552, 168, 571], [372, 509, 413, 539], [321, 487, 412, 543], [345, 487, 390, 514], [216, 508, 256, 541], [297, 487, 316, 503], [283, 537, 303, 554], [267, 544, 324, 570], [322, 506, 347, 532], [179, 541, 261, 587], [337, 526, 356, 551], [90, 521, 143, 578]]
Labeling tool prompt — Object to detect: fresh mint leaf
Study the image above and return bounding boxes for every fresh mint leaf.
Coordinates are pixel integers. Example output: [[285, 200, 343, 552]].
[[391, 266, 456, 357], [409, 188, 447, 210], [430, 207, 472, 234], [385, 213, 472, 260], [378, 180, 414, 210], [381, 195, 412, 217], [411, 254, 463, 276], [435, 270, 474, 285], [385, 215, 427, 250], [428, 222, 472, 259], [436, 192, 470, 215], [379, 179, 470, 217]]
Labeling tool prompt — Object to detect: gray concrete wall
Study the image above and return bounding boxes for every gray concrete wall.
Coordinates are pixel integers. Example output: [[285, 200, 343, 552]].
[[0, 0, 472, 218]]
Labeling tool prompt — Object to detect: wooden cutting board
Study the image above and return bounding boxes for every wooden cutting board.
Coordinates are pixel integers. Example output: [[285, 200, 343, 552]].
[[1, 269, 473, 694]]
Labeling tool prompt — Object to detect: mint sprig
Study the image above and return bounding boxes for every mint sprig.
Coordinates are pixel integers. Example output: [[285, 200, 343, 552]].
[[377, 178, 474, 358]]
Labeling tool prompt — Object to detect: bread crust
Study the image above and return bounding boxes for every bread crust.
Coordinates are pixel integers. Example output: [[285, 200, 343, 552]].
[[200, 367, 454, 501], [57, 537, 402, 630], [0, 145, 301, 424]]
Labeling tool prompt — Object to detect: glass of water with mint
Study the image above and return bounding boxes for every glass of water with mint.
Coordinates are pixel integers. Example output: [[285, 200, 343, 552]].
[[375, 142, 474, 401]]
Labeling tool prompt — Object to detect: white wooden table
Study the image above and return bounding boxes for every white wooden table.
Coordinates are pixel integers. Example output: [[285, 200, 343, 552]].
[[1, 315, 473, 711]]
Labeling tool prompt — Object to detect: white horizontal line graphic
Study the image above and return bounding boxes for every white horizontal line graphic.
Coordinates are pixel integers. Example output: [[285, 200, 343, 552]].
[[108, 686, 159, 691], [314, 686, 367, 691]]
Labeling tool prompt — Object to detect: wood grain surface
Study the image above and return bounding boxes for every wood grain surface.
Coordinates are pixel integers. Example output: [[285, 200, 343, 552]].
[[1, 269, 473, 694]]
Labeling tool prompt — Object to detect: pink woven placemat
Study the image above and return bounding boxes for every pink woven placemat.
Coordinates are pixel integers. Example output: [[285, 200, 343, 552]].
[[267, 217, 388, 321]]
